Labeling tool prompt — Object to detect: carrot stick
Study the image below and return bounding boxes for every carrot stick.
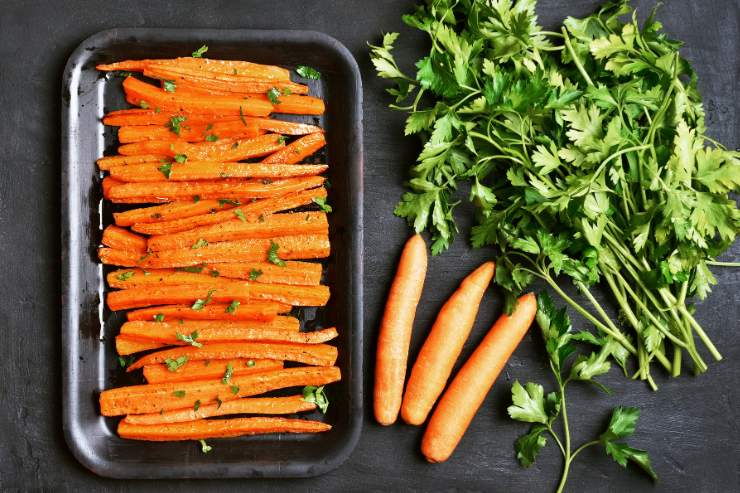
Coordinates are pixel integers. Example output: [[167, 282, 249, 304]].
[[110, 262, 321, 288], [123, 395, 313, 425], [107, 176, 325, 203], [401, 261, 496, 426], [126, 302, 291, 322], [118, 416, 330, 440], [97, 154, 167, 171], [122, 316, 299, 333], [142, 358, 282, 384], [422, 293, 537, 463], [116, 335, 167, 355], [121, 321, 338, 345], [106, 282, 330, 310], [99, 234, 330, 268], [118, 123, 264, 144], [257, 94, 326, 116], [143, 65, 309, 94], [374, 234, 428, 426], [147, 211, 328, 251], [122, 76, 273, 117], [261, 132, 326, 164], [98, 58, 291, 80], [131, 187, 327, 235], [101, 365, 341, 415], [104, 109, 237, 127], [102, 176, 123, 199], [113, 199, 239, 227], [118, 133, 284, 160], [109, 162, 328, 182], [101, 225, 148, 253]]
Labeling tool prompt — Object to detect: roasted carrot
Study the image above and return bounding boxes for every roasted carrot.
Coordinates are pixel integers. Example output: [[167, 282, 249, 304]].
[[147, 211, 328, 251], [122, 316, 299, 334], [143, 65, 309, 94], [422, 293, 537, 463], [126, 302, 290, 322], [116, 335, 167, 355], [104, 109, 237, 127], [97, 154, 167, 171], [142, 358, 282, 384], [374, 234, 428, 426], [118, 416, 330, 441], [121, 321, 338, 346], [101, 365, 341, 415], [118, 123, 264, 144], [262, 132, 326, 164], [113, 199, 238, 227], [110, 162, 328, 182], [106, 282, 330, 311], [118, 133, 284, 160], [98, 58, 291, 81], [401, 262, 495, 426], [122, 76, 273, 117], [131, 187, 327, 235], [99, 235, 330, 268], [101, 225, 148, 253], [102, 176, 123, 200], [124, 395, 313, 425]]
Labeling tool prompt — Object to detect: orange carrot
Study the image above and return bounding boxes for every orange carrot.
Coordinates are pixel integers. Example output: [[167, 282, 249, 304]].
[[118, 133, 284, 160], [116, 335, 167, 355], [106, 282, 330, 311], [123, 394, 313, 425], [109, 162, 327, 182], [131, 187, 327, 235], [202, 261, 323, 286], [143, 65, 309, 94], [374, 234, 428, 426], [101, 225, 148, 253], [102, 176, 123, 199], [118, 416, 330, 440], [107, 176, 325, 203], [117, 123, 264, 144], [147, 211, 328, 251], [126, 302, 290, 322], [99, 235, 330, 268], [260, 94, 326, 116], [97, 154, 167, 171], [101, 365, 341, 415], [401, 262, 496, 426], [122, 76, 273, 117], [98, 58, 291, 80], [113, 199, 238, 227], [262, 132, 326, 164], [422, 293, 537, 463], [121, 321, 338, 345], [142, 358, 282, 384], [122, 316, 299, 333]]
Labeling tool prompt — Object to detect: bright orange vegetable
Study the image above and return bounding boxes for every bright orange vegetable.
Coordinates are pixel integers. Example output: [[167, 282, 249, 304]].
[[97, 58, 291, 80], [422, 293, 537, 463], [97, 154, 167, 171], [401, 262, 495, 426], [118, 133, 284, 160], [113, 199, 239, 227], [109, 162, 327, 182], [143, 65, 309, 94], [262, 132, 326, 164], [101, 225, 148, 253], [118, 123, 263, 144], [126, 302, 290, 322], [374, 234, 428, 426], [142, 358, 282, 384], [116, 335, 167, 355]]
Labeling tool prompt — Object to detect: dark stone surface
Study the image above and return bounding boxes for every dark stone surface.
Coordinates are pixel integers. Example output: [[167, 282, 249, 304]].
[[0, 0, 737, 491]]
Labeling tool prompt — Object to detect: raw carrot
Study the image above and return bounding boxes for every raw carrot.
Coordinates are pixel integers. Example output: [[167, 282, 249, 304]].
[[147, 211, 328, 251], [99, 234, 330, 269], [374, 234, 428, 426], [261, 132, 326, 164], [117, 133, 284, 160], [97, 58, 291, 81], [123, 394, 313, 425], [116, 335, 167, 355], [109, 162, 328, 182], [106, 282, 331, 310], [142, 358, 282, 384], [107, 176, 325, 203], [401, 261, 496, 426], [120, 321, 338, 345], [143, 65, 309, 94], [131, 187, 327, 235], [97, 154, 167, 171], [126, 302, 291, 322], [122, 76, 273, 117], [101, 225, 148, 253], [422, 293, 537, 463], [113, 199, 238, 227], [117, 123, 264, 144], [101, 365, 341, 415], [118, 416, 330, 441]]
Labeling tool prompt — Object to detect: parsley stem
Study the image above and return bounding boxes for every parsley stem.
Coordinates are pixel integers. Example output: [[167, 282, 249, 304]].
[[561, 28, 593, 87], [546, 425, 566, 457], [570, 440, 600, 461], [706, 260, 740, 267]]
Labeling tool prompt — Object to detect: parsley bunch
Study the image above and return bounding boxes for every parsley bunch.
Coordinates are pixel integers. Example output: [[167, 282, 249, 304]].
[[370, 0, 739, 388], [508, 293, 656, 492]]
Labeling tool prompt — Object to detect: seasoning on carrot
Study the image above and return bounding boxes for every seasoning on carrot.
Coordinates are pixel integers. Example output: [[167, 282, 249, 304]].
[[401, 261, 495, 426]]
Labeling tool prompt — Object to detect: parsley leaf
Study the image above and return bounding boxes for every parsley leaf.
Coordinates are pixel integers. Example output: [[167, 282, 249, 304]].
[[158, 162, 173, 179], [222, 362, 233, 384], [225, 300, 240, 314], [163, 80, 176, 93], [191, 238, 208, 249], [267, 241, 286, 267], [296, 65, 321, 79], [172, 390, 186, 398], [166, 115, 186, 136], [192, 45, 208, 58], [266, 87, 282, 104], [302, 385, 329, 413], [116, 271, 135, 281], [176, 330, 202, 348], [234, 209, 247, 223], [165, 356, 188, 372], [153, 313, 165, 322], [248, 268, 263, 281], [205, 134, 218, 142], [191, 290, 215, 311], [199, 439, 212, 454], [312, 197, 332, 213]]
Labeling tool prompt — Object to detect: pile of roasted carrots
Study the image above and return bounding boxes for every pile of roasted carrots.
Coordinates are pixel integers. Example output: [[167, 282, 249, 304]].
[[95, 51, 340, 447], [375, 235, 537, 462]]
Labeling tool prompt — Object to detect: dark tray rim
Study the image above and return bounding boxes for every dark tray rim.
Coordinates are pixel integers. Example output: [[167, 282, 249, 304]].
[[61, 27, 364, 479]]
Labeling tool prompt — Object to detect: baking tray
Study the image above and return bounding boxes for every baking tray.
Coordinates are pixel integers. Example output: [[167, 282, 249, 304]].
[[61, 28, 363, 478]]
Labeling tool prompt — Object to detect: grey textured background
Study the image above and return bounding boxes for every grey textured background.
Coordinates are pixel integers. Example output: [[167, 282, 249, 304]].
[[0, 0, 738, 491]]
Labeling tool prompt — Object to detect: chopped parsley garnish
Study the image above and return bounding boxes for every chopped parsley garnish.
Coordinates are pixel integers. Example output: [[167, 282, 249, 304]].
[[234, 209, 247, 223], [302, 385, 329, 413], [138, 252, 152, 263], [266, 87, 282, 104], [209, 270, 220, 277], [176, 263, 206, 273], [193, 195, 200, 203], [172, 390, 186, 398], [191, 290, 215, 311], [205, 134, 219, 142], [226, 300, 240, 314], [163, 80, 176, 93], [230, 385, 239, 395], [191, 238, 208, 249], [218, 198, 240, 207], [173, 153, 187, 163], [222, 362, 234, 384], [139, 100, 150, 109], [118, 355, 135, 368], [116, 271, 135, 281], [248, 268, 263, 281], [267, 241, 286, 267], [153, 313, 165, 322], [277, 135, 287, 145], [158, 162, 173, 179], [246, 360, 256, 367], [216, 397, 223, 409], [193, 399, 201, 411], [239, 106, 248, 126], [199, 439, 212, 454], [176, 330, 202, 347], [191, 45, 208, 58], [295, 65, 321, 79], [166, 115, 187, 136], [313, 197, 332, 213], [165, 356, 188, 372], [282, 87, 292, 95]]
